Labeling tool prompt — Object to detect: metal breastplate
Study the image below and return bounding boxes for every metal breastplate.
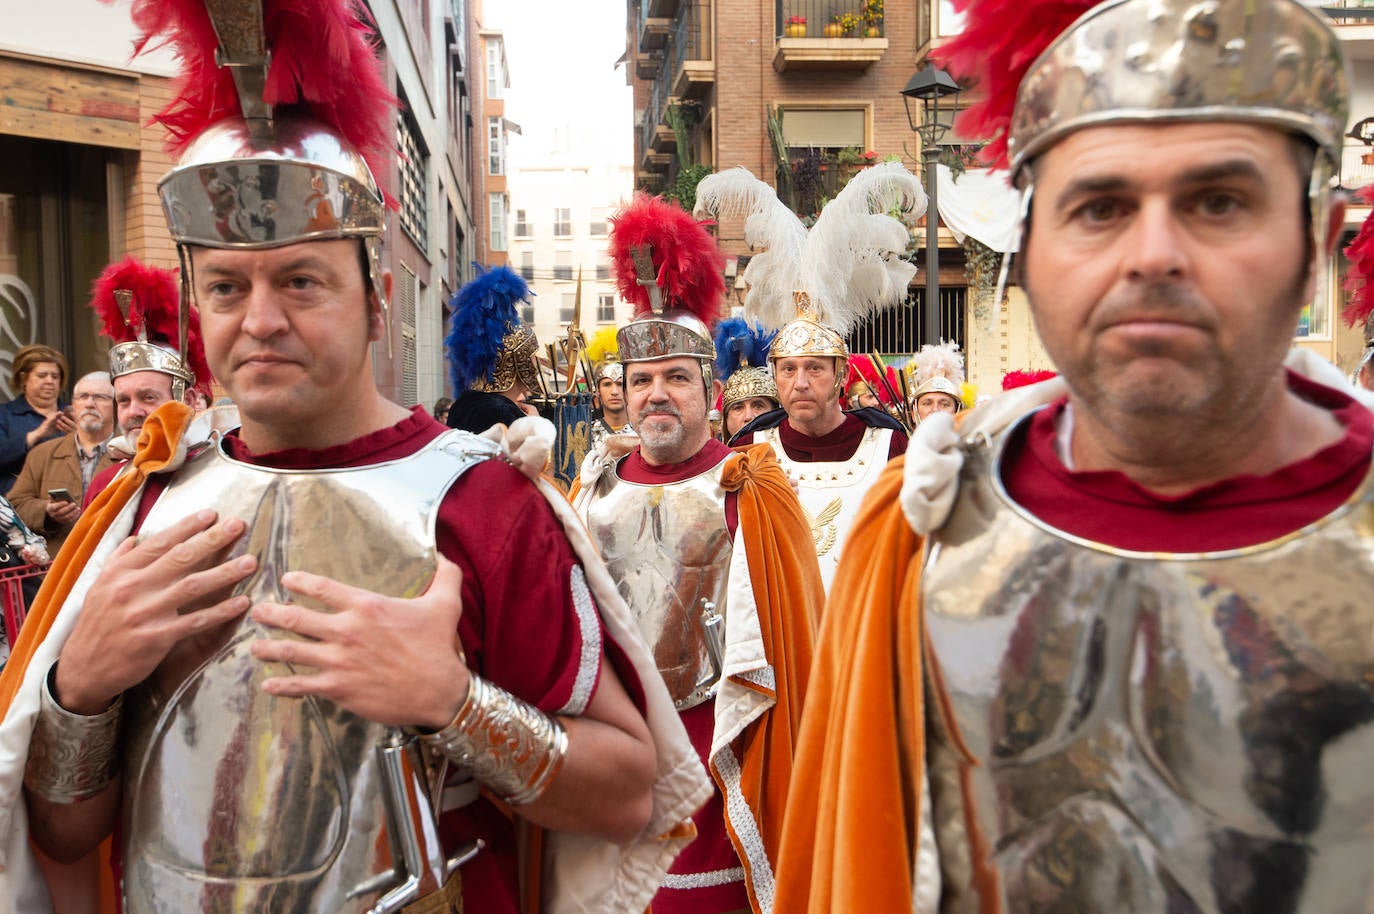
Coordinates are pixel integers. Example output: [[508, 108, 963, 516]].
[[119, 428, 498, 914], [923, 412, 1374, 914], [759, 424, 890, 592], [584, 456, 732, 710]]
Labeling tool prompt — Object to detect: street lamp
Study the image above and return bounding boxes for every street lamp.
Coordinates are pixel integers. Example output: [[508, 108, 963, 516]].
[[901, 62, 962, 347]]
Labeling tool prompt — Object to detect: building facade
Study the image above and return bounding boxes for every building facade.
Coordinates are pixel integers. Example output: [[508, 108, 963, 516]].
[[0, 0, 479, 409], [631, 0, 1374, 392]]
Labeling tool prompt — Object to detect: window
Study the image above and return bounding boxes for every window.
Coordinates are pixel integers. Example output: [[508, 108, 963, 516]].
[[589, 206, 608, 236], [597, 293, 616, 323], [396, 110, 430, 248], [554, 250, 573, 281], [596, 256, 610, 281], [938, 0, 966, 36], [553, 207, 572, 237], [778, 105, 868, 216], [560, 292, 577, 324], [486, 40, 504, 99], [514, 208, 530, 237], [520, 302, 535, 324], [520, 250, 534, 281], [488, 117, 504, 176], [489, 193, 507, 252]]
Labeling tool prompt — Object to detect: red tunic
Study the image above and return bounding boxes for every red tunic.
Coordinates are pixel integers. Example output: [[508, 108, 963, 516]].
[[132, 407, 626, 914], [1002, 372, 1374, 552], [617, 438, 748, 914], [735, 412, 908, 462]]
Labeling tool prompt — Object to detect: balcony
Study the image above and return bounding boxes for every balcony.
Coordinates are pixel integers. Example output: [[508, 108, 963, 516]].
[[635, 49, 663, 79], [639, 17, 671, 52], [643, 0, 681, 23], [774, 1, 886, 71], [669, 2, 714, 99]]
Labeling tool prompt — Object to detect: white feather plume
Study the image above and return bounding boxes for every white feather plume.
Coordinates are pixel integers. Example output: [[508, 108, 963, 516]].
[[911, 339, 965, 385], [694, 167, 808, 330], [800, 161, 926, 335], [693, 161, 927, 335]]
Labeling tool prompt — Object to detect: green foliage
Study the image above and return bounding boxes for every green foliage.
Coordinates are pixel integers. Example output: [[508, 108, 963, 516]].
[[665, 164, 714, 212], [963, 236, 1001, 324]]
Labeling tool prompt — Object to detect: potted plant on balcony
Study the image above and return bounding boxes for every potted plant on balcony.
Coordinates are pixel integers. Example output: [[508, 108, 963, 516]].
[[862, 0, 882, 36], [824, 12, 844, 37], [785, 14, 808, 37]]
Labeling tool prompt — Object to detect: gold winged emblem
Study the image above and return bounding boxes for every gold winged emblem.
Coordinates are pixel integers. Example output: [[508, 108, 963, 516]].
[[802, 497, 843, 556]]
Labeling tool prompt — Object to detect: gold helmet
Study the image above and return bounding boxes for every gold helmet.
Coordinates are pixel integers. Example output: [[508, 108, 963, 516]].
[[714, 318, 779, 414]]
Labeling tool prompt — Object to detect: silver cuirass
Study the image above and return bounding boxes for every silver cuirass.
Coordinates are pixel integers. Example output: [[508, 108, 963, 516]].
[[119, 427, 498, 914], [584, 456, 733, 710], [923, 411, 1374, 914]]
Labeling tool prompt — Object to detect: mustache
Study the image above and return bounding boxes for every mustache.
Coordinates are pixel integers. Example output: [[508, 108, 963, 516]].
[[1091, 282, 1214, 330], [639, 402, 681, 419]]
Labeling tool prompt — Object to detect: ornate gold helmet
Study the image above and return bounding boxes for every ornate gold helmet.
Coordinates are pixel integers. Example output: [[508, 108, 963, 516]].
[[608, 194, 724, 389], [447, 266, 541, 396], [770, 293, 849, 361], [586, 325, 624, 385], [714, 318, 778, 414], [721, 367, 778, 415]]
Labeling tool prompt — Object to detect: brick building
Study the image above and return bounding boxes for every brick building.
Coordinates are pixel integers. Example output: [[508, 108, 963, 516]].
[[631, 0, 1374, 392]]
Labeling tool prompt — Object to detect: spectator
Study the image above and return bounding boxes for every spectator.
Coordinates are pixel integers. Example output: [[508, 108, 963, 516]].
[[7, 372, 115, 557], [431, 396, 452, 423], [0, 345, 73, 495]]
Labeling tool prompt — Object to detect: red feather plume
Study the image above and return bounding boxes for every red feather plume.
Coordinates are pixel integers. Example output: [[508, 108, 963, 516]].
[[846, 355, 900, 407], [935, 0, 1099, 170], [128, 0, 398, 200], [1001, 368, 1058, 391], [89, 257, 213, 395], [608, 193, 725, 326], [1342, 185, 1374, 328]]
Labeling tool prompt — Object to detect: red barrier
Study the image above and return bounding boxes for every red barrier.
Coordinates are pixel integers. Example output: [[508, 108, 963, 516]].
[[0, 564, 45, 650]]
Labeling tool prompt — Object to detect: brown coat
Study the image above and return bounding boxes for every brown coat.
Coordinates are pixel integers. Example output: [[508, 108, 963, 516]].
[[7, 433, 114, 557]]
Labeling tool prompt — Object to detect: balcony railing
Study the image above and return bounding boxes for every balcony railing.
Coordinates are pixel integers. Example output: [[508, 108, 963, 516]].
[[669, 0, 711, 71], [776, 0, 884, 38], [1321, 1, 1374, 23], [1341, 141, 1374, 191]]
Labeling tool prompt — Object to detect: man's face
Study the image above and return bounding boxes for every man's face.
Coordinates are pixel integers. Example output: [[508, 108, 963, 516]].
[[191, 239, 382, 439], [72, 376, 115, 438], [774, 356, 843, 424], [113, 370, 176, 438], [597, 375, 625, 414], [916, 391, 959, 420], [1022, 123, 1318, 425], [626, 357, 713, 464], [724, 396, 777, 437]]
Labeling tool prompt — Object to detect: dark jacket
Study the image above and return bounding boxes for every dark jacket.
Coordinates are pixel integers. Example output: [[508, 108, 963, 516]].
[[446, 390, 526, 435], [0, 396, 67, 495]]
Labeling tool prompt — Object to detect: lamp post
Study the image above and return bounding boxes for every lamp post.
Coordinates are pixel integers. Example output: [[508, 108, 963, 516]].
[[901, 62, 962, 347]]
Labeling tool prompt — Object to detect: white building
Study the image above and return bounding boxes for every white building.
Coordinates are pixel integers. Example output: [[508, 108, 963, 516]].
[[507, 126, 635, 346]]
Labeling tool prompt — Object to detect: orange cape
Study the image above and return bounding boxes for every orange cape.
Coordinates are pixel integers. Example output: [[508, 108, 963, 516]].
[[718, 442, 821, 911], [0, 402, 195, 912], [774, 456, 930, 912]]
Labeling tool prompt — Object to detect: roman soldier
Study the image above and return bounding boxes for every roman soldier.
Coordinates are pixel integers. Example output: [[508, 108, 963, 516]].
[[444, 264, 542, 433], [714, 318, 778, 441], [586, 325, 634, 449], [575, 193, 823, 914], [696, 164, 921, 593], [778, 1, 1374, 912], [0, 2, 708, 912], [906, 340, 970, 423]]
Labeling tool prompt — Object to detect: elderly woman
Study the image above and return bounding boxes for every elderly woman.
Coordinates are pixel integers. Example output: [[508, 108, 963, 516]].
[[0, 345, 74, 495]]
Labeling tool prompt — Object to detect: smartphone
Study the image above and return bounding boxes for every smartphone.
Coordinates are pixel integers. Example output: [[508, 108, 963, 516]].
[[48, 488, 73, 503]]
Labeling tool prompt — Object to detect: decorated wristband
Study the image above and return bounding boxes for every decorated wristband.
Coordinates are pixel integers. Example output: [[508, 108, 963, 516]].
[[24, 665, 122, 804], [419, 674, 568, 806]]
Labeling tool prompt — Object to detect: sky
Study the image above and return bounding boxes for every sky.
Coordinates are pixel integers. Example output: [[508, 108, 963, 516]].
[[483, 0, 633, 168]]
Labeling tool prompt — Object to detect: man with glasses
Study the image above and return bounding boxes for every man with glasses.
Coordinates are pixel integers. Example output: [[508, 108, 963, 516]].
[[7, 372, 115, 556]]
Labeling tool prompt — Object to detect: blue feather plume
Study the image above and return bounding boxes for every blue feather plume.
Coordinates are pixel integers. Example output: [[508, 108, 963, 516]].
[[445, 264, 533, 393], [713, 317, 775, 382]]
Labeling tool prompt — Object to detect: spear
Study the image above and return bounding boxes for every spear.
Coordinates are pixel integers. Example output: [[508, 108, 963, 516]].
[[870, 349, 912, 430]]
